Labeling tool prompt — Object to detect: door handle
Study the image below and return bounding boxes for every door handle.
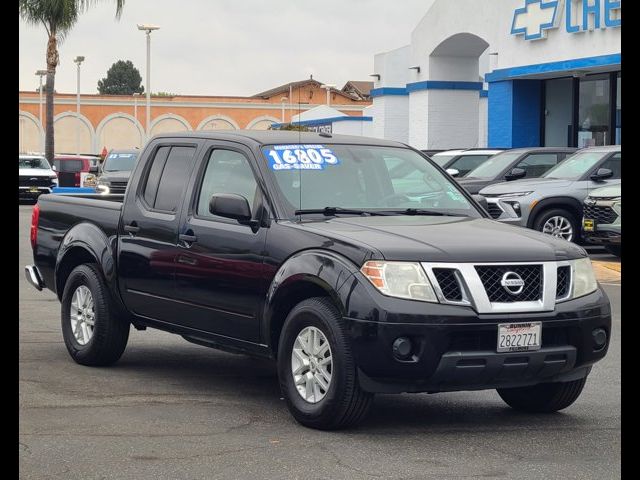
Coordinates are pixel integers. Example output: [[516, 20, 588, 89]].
[[179, 232, 197, 246], [124, 223, 139, 235]]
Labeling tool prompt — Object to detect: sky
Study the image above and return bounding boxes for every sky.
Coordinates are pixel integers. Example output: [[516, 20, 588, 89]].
[[19, 0, 430, 97]]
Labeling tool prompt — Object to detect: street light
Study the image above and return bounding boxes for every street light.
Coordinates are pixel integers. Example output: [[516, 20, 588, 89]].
[[35, 69, 47, 125], [280, 97, 288, 122], [74, 56, 85, 155], [321, 84, 336, 107], [137, 24, 160, 139]]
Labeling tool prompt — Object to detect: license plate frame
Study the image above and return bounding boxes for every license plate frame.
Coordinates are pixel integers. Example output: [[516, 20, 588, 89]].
[[583, 218, 595, 232], [497, 322, 542, 353]]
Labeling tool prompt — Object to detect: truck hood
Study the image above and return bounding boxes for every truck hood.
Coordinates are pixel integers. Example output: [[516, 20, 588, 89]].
[[19, 168, 54, 177], [480, 177, 573, 195], [292, 215, 585, 263]]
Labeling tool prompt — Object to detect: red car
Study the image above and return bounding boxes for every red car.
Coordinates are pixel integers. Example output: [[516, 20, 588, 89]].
[[53, 155, 100, 187]]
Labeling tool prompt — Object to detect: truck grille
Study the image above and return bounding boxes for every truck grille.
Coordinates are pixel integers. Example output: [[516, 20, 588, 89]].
[[432, 268, 463, 302], [19, 176, 54, 187], [556, 265, 571, 300], [109, 181, 128, 194], [583, 204, 617, 224], [487, 203, 503, 219], [475, 265, 542, 303]]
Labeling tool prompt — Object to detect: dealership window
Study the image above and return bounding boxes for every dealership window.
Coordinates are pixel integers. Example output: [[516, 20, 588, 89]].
[[543, 71, 620, 148]]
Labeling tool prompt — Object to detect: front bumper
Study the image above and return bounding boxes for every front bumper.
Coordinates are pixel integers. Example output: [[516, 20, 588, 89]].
[[339, 279, 610, 394], [583, 225, 621, 245], [19, 186, 54, 198]]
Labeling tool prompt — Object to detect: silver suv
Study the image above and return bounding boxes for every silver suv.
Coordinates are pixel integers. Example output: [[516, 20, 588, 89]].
[[479, 146, 621, 243]]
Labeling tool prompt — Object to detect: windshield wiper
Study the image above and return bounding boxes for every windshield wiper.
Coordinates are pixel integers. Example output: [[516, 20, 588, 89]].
[[383, 208, 468, 217], [294, 207, 389, 217]]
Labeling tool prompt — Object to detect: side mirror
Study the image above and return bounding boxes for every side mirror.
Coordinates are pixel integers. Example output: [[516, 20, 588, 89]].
[[209, 193, 252, 222], [590, 168, 613, 182], [446, 168, 460, 178], [505, 167, 526, 181], [472, 194, 489, 213], [51, 165, 57, 172], [89, 165, 100, 174]]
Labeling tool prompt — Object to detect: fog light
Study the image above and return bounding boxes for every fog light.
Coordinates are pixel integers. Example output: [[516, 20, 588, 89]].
[[392, 337, 413, 360], [592, 328, 607, 350]]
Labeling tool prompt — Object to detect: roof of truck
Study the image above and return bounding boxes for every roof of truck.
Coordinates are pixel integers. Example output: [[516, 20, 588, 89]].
[[149, 130, 407, 148]]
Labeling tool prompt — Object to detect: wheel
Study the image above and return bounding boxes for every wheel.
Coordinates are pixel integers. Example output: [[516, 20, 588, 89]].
[[605, 245, 621, 257], [277, 297, 373, 430], [533, 208, 578, 242], [497, 377, 587, 413], [61, 264, 130, 366]]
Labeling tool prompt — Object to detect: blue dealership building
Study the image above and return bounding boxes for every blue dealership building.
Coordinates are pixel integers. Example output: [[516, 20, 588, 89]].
[[368, 0, 621, 150]]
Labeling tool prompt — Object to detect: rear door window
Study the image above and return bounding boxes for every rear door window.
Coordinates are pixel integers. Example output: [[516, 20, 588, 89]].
[[142, 145, 197, 212]]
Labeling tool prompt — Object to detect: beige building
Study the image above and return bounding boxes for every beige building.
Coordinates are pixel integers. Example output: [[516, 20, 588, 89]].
[[19, 78, 373, 154]]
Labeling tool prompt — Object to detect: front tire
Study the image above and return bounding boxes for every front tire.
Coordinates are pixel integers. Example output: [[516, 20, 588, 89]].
[[277, 297, 373, 430], [61, 264, 130, 366], [497, 377, 587, 413], [533, 208, 579, 243]]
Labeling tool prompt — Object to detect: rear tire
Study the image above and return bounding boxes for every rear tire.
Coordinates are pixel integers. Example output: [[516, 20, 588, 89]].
[[533, 208, 579, 243], [61, 264, 130, 366], [605, 245, 621, 257], [277, 297, 373, 430], [497, 377, 587, 413]]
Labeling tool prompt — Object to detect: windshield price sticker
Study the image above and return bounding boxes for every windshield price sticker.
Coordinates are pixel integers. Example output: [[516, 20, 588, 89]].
[[108, 153, 133, 159], [267, 145, 339, 171]]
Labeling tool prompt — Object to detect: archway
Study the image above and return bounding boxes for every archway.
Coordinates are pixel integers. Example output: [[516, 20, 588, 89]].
[[149, 114, 192, 136], [53, 112, 95, 154], [246, 116, 280, 130], [19, 111, 44, 153], [96, 113, 144, 151], [197, 115, 239, 131]]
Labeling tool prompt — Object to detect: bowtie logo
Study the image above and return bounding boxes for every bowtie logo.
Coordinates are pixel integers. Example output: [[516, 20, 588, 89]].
[[512, 0, 561, 40]]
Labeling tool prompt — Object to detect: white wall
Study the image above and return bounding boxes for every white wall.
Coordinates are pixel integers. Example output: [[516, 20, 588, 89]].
[[478, 96, 488, 148]]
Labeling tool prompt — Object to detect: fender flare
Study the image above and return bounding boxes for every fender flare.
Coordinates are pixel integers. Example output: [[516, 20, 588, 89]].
[[54, 222, 126, 314], [261, 249, 361, 351], [527, 196, 584, 229]]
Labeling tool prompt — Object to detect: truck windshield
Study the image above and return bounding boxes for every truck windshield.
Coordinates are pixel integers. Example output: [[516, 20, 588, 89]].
[[103, 152, 138, 172], [543, 151, 608, 180], [465, 151, 521, 178], [19, 157, 50, 169], [261, 144, 480, 218]]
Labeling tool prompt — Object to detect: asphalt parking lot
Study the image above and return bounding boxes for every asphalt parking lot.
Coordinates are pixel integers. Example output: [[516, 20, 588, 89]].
[[18, 204, 620, 480]]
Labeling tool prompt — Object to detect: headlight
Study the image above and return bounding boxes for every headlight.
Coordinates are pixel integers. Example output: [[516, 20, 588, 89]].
[[361, 261, 438, 303], [572, 258, 597, 299], [96, 184, 110, 195], [498, 191, 533, 199]]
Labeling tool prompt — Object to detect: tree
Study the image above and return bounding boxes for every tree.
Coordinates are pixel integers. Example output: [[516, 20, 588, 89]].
[[97, 60, 144, 95], [19, 0, 125, 164]]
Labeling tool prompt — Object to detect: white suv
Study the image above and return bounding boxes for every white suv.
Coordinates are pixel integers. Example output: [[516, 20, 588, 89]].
[[19, 155, 58, 201]]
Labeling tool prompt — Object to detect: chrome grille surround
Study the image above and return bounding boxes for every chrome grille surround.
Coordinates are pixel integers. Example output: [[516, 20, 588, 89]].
[[422, 260, 573, 314]]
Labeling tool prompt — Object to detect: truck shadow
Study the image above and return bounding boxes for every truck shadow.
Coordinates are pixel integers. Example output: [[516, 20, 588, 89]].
[[112, 341, 590, 433]]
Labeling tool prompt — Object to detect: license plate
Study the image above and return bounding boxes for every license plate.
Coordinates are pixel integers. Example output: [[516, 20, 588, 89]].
[[583, 219, 595, 232], [28, 187, 39, 193], [497, 322, 541, 352]]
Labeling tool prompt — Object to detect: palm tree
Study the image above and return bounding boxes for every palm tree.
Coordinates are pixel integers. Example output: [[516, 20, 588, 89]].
[[19, 0, 125, 162]]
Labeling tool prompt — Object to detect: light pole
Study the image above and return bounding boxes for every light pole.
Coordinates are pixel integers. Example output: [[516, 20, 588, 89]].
[[35, 69, 47, 125], [137, 24, 160, 139], [280, 97, 288, 122], [133, 92, 141, 121], [321, 84, 336, 107], [74, 56, 85, 155]]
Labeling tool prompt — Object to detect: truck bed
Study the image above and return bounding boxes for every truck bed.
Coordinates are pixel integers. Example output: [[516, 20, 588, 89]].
[[33, 193, 125, 293]]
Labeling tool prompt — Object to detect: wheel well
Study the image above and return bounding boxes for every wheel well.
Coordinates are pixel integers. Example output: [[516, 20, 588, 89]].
[[269, 281, 333, 359], [530, 201, 581, 229], [55, 247, 96, 299]]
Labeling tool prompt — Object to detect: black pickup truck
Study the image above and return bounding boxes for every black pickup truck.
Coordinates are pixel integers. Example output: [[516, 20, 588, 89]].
[[25, 131, 611, 430]]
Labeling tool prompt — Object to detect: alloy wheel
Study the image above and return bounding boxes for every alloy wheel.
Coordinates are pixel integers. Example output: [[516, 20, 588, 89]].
[[70, 285, 95, 345], [542, 216, 573, 241], [291, 326, 333, 403]]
